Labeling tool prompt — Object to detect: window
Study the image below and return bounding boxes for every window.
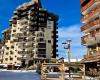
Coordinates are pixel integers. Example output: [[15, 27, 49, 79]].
[[48, 17, 52, 19], [37, 38, 44, 42], [13, 30, 16, 32], [17, 57, 21, 60], [39, 13, 45, 16], [20, 21, 28, 25], [39, 18, 44, 21], [48, 21, 51, 24], [11, 45, 14, 48], [81, 0, 91, 7], [37, 32, 44, 37], [6, 47, 9, 50], [13, 24, 16, 27], [41, 28, 45, 32], [12, 34, 14, 37], [48, 40, 51, 43], [48, 26, 51, 29], [96, 28, 99, 31], [10, 57, 13, 60], [9, 63, 12, 64], [6, 52, 9, 55], [5, 58, 8, 61], [38, 43, 46, 48], [10, 51, 14, 54]]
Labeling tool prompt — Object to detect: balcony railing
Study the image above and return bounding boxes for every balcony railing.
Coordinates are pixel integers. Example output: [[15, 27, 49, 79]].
[[81, 32, 95, 45], [81, 0, 100, 12], [81, 6, 100, 22], [12, 20, 17, 24], [81, 35, 88, 45], [80, 0, 86, 4], [81, 18, 100, 31], [16, 33, 35, 37], [36, 40, 46, 43], [81, 31, 100, 45], [84, 50, 100, 59]]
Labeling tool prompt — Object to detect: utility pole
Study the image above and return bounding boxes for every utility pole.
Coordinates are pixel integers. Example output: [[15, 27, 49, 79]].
[[62, 39, 71, 79]]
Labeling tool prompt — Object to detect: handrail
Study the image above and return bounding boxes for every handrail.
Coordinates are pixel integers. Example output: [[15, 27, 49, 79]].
[[81, 0, 100, 12], [81, 6, 100, 22], [81, 19, 100, 31]]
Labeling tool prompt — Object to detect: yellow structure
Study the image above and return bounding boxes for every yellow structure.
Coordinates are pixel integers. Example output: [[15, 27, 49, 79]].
[[41, 63, 85, 80], [41, 63, 65, 80]]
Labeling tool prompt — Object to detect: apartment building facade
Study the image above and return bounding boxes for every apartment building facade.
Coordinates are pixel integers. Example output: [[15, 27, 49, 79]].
[[2, 0, 58, 67], [81, 0, 100, 76]]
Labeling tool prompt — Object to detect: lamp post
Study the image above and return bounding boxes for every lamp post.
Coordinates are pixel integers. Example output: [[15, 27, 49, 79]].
[[62, 39, 71, 79]]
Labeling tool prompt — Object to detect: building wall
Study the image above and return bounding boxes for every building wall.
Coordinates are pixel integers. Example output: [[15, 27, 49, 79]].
[[2, 0, 58, 66], [81, 0, 100, 62]]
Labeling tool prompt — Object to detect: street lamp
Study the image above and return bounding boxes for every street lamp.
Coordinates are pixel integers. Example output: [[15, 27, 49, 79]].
[[62, 40, 71, 63], [62, 39, 71, 79]]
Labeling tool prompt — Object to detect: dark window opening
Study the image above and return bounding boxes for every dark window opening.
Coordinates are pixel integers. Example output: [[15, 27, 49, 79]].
[[10, 57, 13, 60], [48, 40, 51, 43], [81, 0, 91, 7]]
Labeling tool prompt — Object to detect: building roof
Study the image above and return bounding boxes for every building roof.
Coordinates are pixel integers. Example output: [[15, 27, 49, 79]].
[[64, 59, 82, 62], [32, 0, 42, 8], [2, 29, 10, 34]]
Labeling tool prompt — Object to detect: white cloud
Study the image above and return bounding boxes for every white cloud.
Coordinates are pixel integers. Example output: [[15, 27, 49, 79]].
[[58, 24, 87, 59]]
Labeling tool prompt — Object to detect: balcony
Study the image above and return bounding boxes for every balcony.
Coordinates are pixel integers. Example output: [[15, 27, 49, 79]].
[[81, 0, 100, 13], [24, 44, 34, 48], [38, 54, 46, 58], [36, 39, 46, 43], [38, 23, 46, 27], [81, 31, 100, 45], [81, 6, 100, 23], [95, 31, 100, 42], [27, 32, 35, 37], [83, 50, 100, 62], [36, 43, 46, 49], [16, 33, 35, 37], [36, 32, 44, 37], [81, 18, 100, 32], [12, 20, 17, 24], [30, 17, 37, 21], [36, 45, 46, 49], [38, 51, 46, 55], [80, 0, 86, 5], [56, 31, 58, 34], [29, 21, 37, 26], [81, 33, 95, 45]]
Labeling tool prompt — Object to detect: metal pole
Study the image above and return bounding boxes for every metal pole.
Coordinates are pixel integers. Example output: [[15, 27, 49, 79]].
[[67, 49, 71, 79], [67, 40, 71, 79], [62, 40, 71, 79]]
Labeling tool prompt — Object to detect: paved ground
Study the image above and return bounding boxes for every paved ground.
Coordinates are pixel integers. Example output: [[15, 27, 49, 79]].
[[0, 71, 41, 80], [85, 76, 100, 80]]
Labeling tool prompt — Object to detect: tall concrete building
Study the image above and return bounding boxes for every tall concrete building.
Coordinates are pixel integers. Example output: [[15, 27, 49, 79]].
[[81, 0, 100, 76], [2, 0, 58, 67]]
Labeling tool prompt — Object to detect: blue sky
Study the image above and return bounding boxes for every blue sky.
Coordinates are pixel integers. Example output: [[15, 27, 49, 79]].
[[0, 0, 86, 59]]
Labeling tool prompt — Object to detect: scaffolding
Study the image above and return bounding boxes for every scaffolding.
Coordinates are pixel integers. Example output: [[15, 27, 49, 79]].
[[41, 63, 85, 80]]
